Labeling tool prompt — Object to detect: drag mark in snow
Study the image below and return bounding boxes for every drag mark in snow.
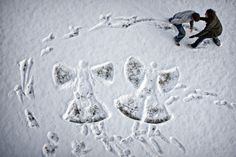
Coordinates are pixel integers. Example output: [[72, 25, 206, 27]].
[[112, 16, 155, 28], [155, 22, 199, 32], [182, 24, 199, 31], [24, 109, 39, 128], [89, 14, 155, 31], [155, 23, 173, 31], [170, 136, 186, 154]]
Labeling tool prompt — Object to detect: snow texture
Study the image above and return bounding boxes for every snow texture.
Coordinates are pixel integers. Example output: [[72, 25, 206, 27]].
[[1, 0, 236, 157]]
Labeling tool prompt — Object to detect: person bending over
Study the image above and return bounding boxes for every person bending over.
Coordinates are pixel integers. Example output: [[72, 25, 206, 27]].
[[169, 10, 200, 46]]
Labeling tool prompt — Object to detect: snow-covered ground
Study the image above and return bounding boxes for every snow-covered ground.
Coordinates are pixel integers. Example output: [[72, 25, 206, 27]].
[[0, 0, 236, 157]]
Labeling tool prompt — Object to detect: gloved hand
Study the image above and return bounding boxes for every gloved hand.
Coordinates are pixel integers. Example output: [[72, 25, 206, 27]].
[[189, 35, 196, 38]]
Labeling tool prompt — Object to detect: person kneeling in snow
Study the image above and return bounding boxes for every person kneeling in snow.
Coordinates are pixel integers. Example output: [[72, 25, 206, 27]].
[[169, 10, 200, 46], [189, 9, 223, 48]]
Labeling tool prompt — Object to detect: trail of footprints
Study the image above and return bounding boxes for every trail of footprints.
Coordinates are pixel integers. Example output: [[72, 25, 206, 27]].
[[11, 11, 236, 157], [14, 58, 35, 103], [41, 32, 55, 56], [116, 121, 186, 157], [42, 131, 59, 157], [89, 13, 155, 31]]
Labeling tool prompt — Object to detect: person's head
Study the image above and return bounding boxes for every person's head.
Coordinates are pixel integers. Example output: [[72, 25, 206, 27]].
[[205, 9, 216, 19], [192, 12, 200, 22]]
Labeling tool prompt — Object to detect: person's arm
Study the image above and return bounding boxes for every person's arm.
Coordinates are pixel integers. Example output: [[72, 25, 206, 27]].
[[190, 19, 217, 38], [200, 17, 208, 22], [195, 21, 215, 37]]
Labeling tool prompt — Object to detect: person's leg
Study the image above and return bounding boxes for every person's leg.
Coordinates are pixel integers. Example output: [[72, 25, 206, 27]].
[[212, 37, 221, 46], [174, 24, 186, 43], [191, 35, 208, 48]]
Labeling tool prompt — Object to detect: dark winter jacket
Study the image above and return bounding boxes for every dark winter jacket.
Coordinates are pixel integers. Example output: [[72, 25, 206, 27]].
[[195, 16, 222, 37]]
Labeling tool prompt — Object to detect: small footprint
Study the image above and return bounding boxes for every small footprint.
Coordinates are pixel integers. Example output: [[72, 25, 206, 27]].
[[150, 137, 163, 155], [165, 96, 179, 105], [42, 143, 58, 157], [47, 131, 59, 145], [183, 91, 203, 102], [14, 85, 24, 103], [183, 89, 217, 102], [63, 26, 82, 39], [81, 124, 89, 136], [214, 100, 234, 110], [174, 83, 187, 90], [41, 47, 53, 56], [71, 140, 91, 157], [24, 109, 39, 128], [42, 32, 55, 43], [154, 129, 170, 144], [24, 76, 35, 99]]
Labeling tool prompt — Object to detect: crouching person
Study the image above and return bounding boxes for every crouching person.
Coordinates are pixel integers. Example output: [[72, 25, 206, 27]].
[[189, 9, 223, 48]]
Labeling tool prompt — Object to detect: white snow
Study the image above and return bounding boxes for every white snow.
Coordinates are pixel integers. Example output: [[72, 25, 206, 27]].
[[0, 0, 236, 157]]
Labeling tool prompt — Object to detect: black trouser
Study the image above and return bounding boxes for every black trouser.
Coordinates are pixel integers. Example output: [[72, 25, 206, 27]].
[[191, 34, 220, 48]]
